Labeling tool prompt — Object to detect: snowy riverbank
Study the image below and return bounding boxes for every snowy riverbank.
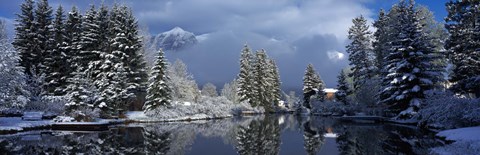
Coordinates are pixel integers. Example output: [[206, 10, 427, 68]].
[[0, 117, 52, 134], [126, 111, 233, 123], [431, 126, 480, 155]]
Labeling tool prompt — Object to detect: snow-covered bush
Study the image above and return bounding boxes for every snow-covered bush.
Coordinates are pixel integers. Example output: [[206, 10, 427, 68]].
[[145, 96, 252, 119], [41, 96, 67, 115], [53, 116, 75, 122], [23, 95, 67, 114], [311, 100, 346, 115], [69, 106, 101, 122], [221, 80, 240, 104], [417, 91, 480, 129], [201, 83, 218, 97]]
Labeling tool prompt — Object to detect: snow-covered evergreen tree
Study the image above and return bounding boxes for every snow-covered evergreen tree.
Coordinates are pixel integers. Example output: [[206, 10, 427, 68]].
[[237, 44, 255, 106], [33, 0, 54, 75], [445, 0, 480, 97], [13, 0, 37, 75], [97, 4, 110, 57], [302, 64, 325, 109], [62, 6, 82, 83], [144, 49, 172, 111], [95, 50, 132, 117], [65, 72, 97, 116], [268, 59, 282, 105], [44, 5, 68, 95], [372, 9, 390, 77], [122, 6, 148, 104], [201, 83, 218, 97], [312, 72, 326, 102], [346, 15, 375, 91], [78, 5, 102, 78], [335, 70, 351, 105], [379, 0, 443, 118], [253, 50, 274, 112], [104, 5, 148, 109]]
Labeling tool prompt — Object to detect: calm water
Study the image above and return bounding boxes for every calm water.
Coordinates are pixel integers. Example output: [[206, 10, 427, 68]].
[[0, 115, 441, 155]]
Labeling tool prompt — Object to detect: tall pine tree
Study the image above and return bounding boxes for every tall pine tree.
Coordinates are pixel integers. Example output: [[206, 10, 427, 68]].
[[34, 0, 54, 75], [379, 0, 442, 118], [63, 6, 82, 81], [78, 5, 102, 77], [346, 15, 375, 91], [335, 69, 351, 105], [372, 9, 390, 77], [44, 5, 67, 95], [122, 6, 149, 106], [237, 44, 255, 106], [445, 0, 480, 97], [144, 49, 172, 111], [253, 50, 273, 112], [268, 59, 282, 106], [13, 0, 36, 75], [303, 64, 325, 109]]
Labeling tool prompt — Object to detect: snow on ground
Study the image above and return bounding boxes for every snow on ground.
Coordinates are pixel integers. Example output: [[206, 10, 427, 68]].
[[431, 126, 480, 155], [0, 117, 52, 133]]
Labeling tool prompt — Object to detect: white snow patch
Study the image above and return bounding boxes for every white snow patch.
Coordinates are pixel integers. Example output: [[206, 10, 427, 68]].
[[431, 126, 480, 155], [0, 117, 52, 132]]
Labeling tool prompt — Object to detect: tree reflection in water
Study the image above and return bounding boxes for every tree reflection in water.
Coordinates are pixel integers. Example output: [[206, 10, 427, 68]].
[[235, 115, 281, 155], [0, 115, 441, 155]]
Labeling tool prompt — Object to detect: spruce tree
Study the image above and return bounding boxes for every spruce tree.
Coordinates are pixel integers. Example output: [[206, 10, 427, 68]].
[[445, 0, 480, 96], [303, 64, 324, 109], [95, 49, 132, 117], [65, 72, 96, 115], [34, 0, 54, 75], [372, 9, 390, 77], [253, 50, 273, 112], [335, 70, 351, 105], [78, 5, 102, 77], [44, 5, 67, 95], [237, 44, 255, 106], [122, 6, 148, 104], [63, 6, 82, 83], [379, 0, 442, 117], [346, 15, 375, 91], [268, 59, 282, 106], [144, 49, 172, 111], [13, 0, 36, 75]]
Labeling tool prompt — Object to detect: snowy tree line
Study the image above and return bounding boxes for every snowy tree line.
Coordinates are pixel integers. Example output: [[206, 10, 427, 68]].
[[1, 0, 149, 119], [237, 45, 283, 113], [338, 0, 480, 121]]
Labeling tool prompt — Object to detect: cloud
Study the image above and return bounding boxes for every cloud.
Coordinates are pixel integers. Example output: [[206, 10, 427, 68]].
[[129, 0, 373, 90], [327, 50, 346, 62], [0, 0, 375, 91]]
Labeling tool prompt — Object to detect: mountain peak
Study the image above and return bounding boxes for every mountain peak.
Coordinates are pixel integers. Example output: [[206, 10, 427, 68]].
[[149, 26, 198, 52], [168, 27, 186, 34]]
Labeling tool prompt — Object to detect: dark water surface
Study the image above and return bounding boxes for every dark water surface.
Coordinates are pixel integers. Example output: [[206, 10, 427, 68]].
[[0, 115, 441, 155]]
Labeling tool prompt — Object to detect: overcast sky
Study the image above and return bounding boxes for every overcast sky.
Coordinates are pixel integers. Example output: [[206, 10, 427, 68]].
[[0, 0, 448, 92]]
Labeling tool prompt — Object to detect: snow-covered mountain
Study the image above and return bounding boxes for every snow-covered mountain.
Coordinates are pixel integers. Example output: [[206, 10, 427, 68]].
[[149, 27, 198, 51]]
